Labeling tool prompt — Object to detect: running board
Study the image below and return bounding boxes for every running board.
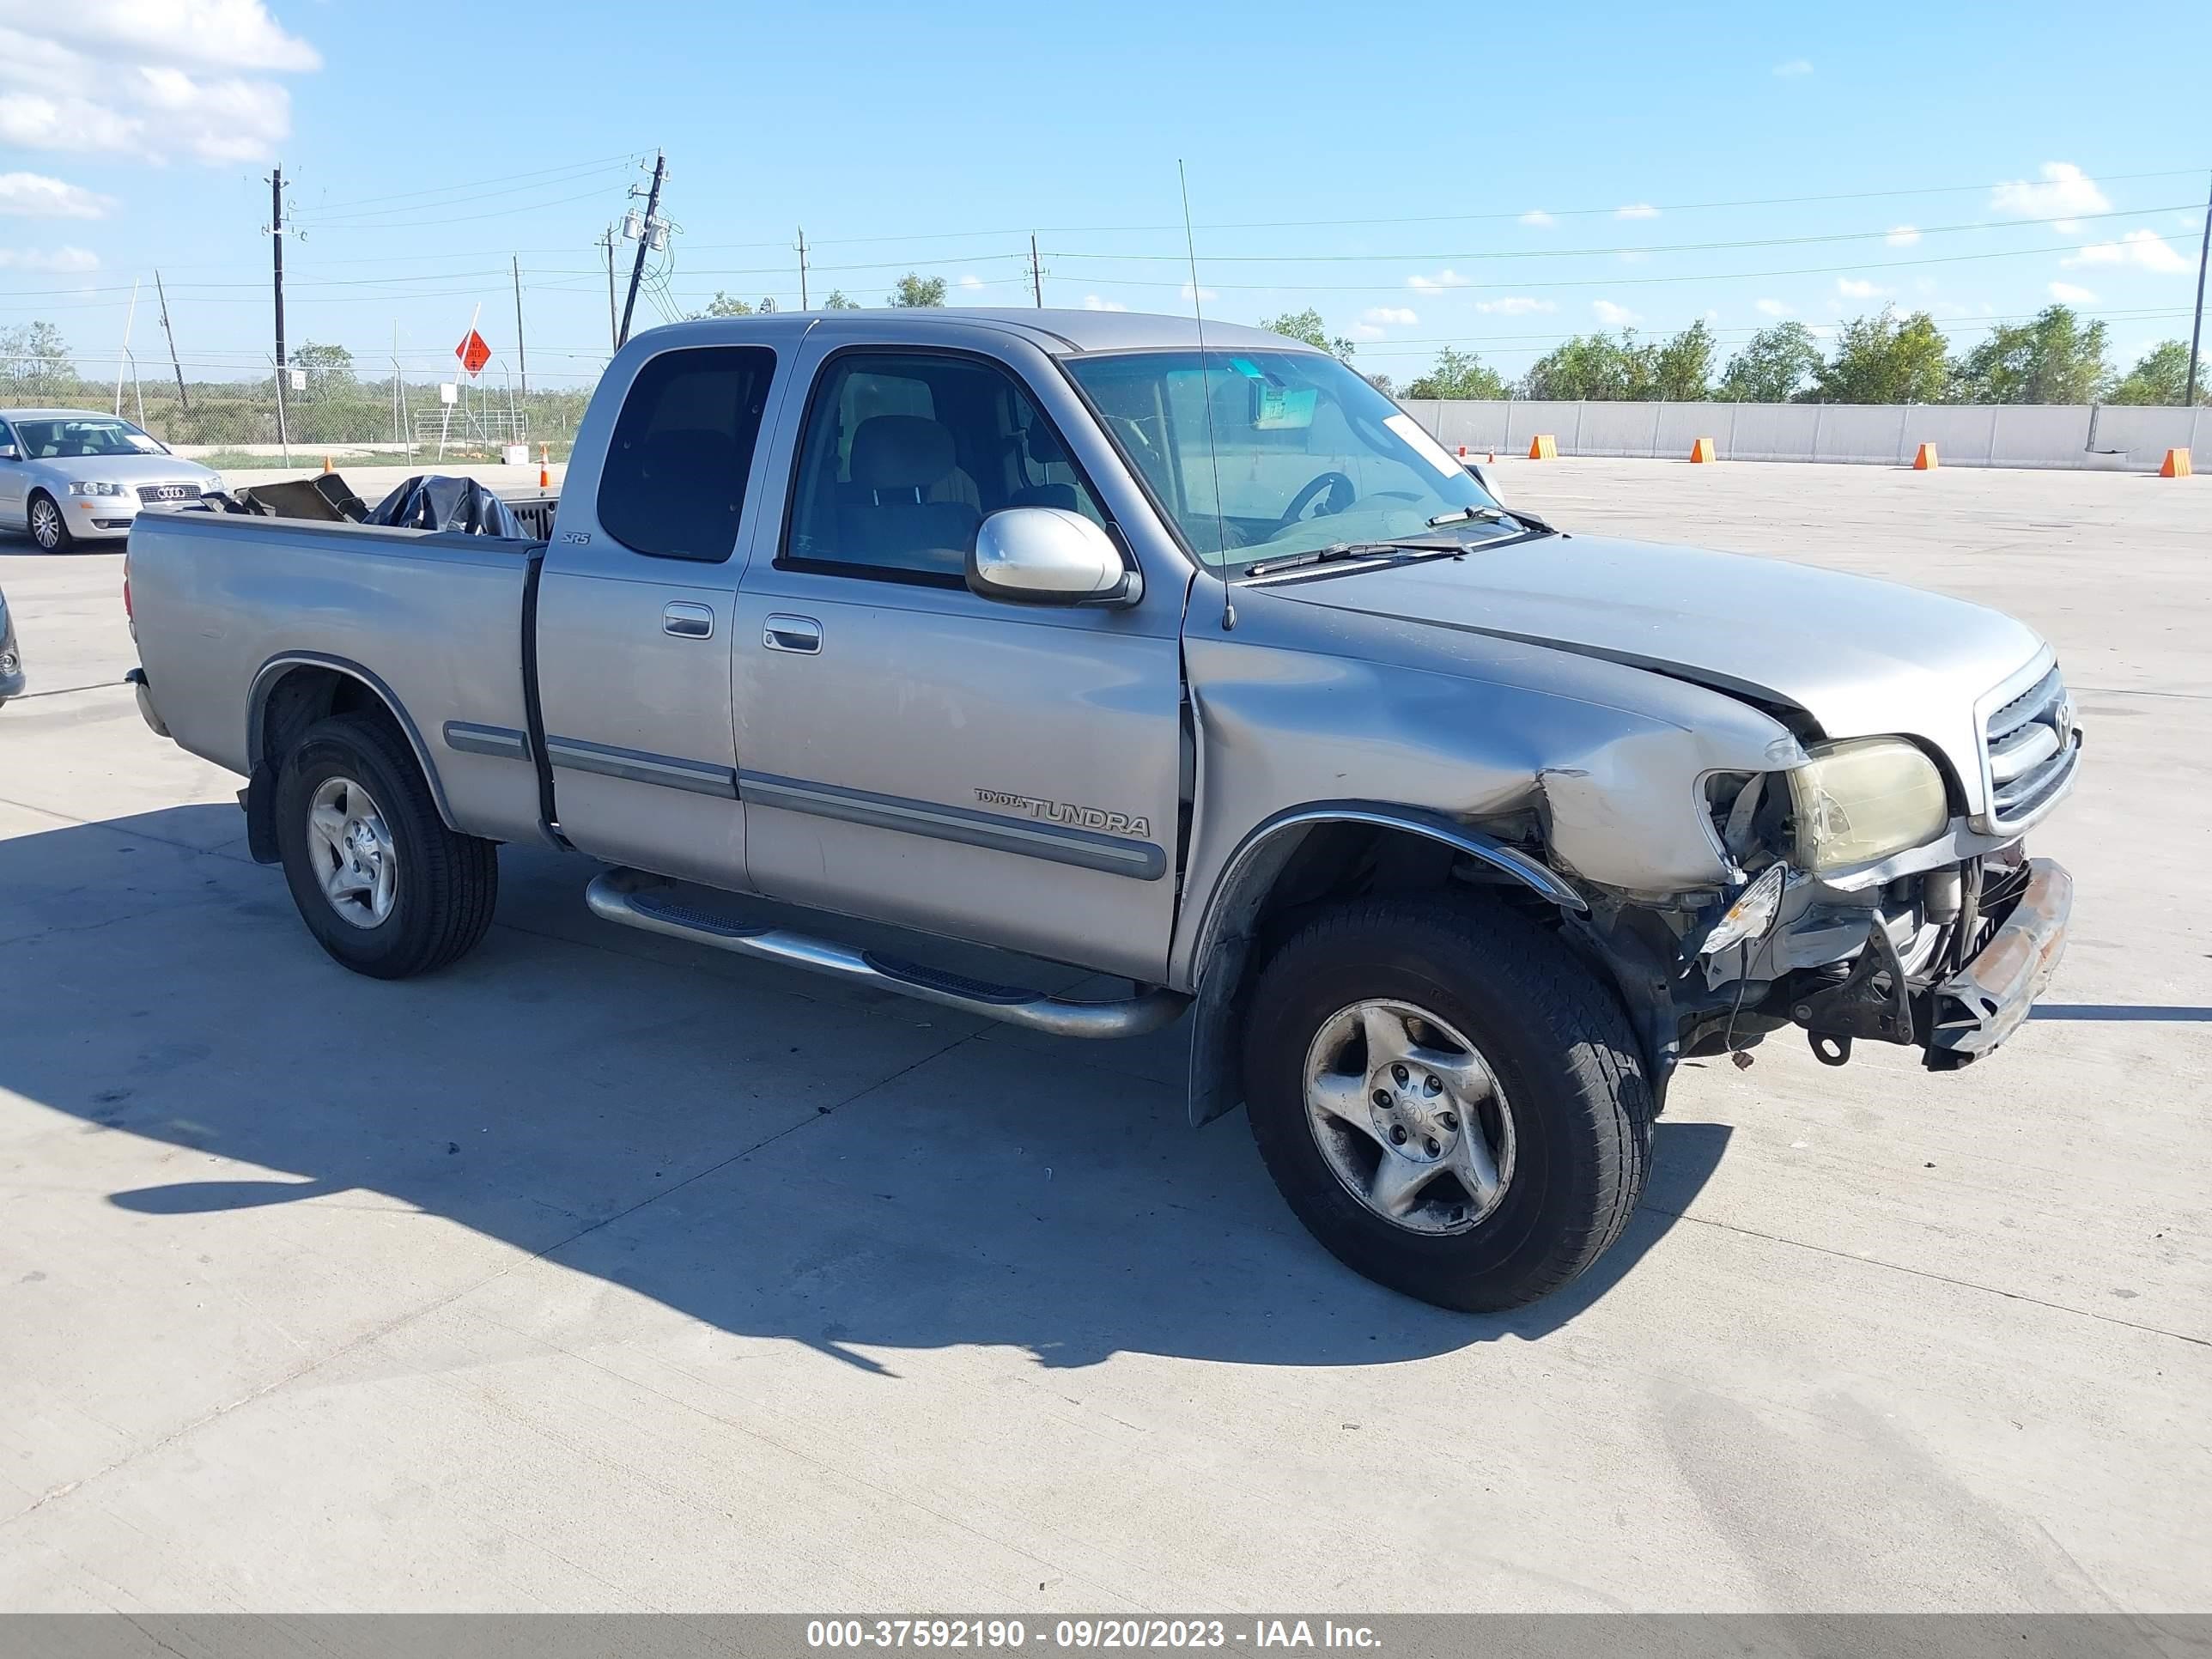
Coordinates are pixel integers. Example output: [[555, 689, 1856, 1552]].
[[584, 868, 1189, 1039]]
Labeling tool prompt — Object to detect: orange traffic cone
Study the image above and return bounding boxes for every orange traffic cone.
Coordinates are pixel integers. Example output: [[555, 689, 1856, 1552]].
[[538, 466, 551, 489], [1528, 434, 1559, 460], [1690, 436, 1717, 463], [321, 455, 331, 472], [1912, 442, 1939, 470], [2160, 447, 2192, 477]]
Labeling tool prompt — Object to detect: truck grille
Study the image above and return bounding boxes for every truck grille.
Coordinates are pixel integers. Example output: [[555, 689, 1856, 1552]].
[[137, 483, 201, 504], [1983, 665, 2076, 828]]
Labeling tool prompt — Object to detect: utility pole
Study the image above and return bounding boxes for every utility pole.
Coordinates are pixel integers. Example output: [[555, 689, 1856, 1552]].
[[617, 150, 666, 349], [599, 228, 617, 350], [268, 163, 287, 376], [2187, 170, 2210, 407], [511, 254, 528, 400], [1030, 234, 1043, 307], [795, 227, 809, 310], [155, 270, 188, 411]]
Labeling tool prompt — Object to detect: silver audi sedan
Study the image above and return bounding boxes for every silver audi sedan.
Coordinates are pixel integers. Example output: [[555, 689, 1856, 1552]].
[[0, 409, 222, 551]]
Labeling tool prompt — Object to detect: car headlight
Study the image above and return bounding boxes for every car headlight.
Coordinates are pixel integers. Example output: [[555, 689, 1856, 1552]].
[[1788, 738, 1949, 872], [66, 481, 125, 496]]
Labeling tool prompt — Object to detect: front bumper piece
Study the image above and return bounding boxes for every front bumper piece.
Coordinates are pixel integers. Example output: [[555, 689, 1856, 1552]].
[[1922, 858, 2072, 1064], [1788, 857, 2071, 1069]]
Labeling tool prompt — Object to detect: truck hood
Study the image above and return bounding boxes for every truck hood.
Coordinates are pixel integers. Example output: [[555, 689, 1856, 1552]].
[[1267, 532, 2048, 801]]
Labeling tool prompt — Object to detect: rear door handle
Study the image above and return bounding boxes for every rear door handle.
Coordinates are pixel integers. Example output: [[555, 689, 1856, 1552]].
[[763, 614, 822, 654], [663, 602, 715, 640]]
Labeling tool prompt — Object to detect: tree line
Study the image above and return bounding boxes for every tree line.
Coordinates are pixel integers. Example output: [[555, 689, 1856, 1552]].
[[1259, 304, 2209, 407]]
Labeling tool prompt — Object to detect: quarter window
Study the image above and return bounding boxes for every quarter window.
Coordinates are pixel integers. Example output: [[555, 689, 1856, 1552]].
[[598, 345, 776, 562], [783, 351, 1105, 582]]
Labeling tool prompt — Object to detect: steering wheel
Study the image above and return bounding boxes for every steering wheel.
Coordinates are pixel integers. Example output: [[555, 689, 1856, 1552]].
[[1279, 470, 1357, 529]]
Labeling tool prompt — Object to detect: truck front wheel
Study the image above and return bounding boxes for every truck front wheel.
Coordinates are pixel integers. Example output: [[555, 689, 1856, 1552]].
[[274, 713, 498, 979], [1242, 896, 1652, 1312]]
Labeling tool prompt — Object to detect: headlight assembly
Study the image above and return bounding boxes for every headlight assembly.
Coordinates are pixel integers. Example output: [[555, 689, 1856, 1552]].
[[1788, 738, 1949, 872], [66, 480, 125, 496]]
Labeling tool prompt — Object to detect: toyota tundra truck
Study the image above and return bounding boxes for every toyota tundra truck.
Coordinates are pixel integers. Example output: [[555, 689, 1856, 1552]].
[[124, 309, 2080, 1312]]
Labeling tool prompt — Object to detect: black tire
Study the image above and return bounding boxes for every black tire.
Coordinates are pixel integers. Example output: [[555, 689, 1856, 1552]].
[[275, 713, 498, 979], [27, 491, 71, 553], [1242, 896, 1652, 1312]]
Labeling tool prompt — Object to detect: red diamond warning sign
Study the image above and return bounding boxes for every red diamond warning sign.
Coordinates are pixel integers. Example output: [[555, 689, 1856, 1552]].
[[454, 329, 491, 378]]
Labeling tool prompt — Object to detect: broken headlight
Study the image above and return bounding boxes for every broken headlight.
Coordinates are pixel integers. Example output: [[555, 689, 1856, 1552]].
[[1788, 738, 1948, 873]]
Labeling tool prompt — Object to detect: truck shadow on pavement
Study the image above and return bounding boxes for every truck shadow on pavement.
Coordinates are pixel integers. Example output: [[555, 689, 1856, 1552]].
[[3, 804, 1729, 1370]]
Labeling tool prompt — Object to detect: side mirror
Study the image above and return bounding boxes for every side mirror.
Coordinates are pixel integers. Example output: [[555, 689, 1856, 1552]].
[[967, 507, 1141, 607], [1462, 459, 1491, 494], [0, 444, 17, 462]]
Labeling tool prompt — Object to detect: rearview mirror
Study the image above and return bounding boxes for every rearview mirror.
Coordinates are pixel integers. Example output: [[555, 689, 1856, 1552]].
[[968, 507, 1141, 607]]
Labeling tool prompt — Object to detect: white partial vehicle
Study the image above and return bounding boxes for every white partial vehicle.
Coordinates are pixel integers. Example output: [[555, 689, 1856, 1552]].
[[0, 410, 221, 551]]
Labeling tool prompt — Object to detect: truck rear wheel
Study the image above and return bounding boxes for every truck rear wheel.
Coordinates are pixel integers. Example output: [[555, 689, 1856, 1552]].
[[1241, 896, 1652, 1312], [274, 713, 498, 979]]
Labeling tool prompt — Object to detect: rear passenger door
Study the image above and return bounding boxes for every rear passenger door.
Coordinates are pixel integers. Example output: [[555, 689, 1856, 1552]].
[[535, 342, 780, 890], [732, 337, 1186, 984]]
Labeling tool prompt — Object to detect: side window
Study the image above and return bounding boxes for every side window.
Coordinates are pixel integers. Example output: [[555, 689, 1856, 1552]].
[[783, 351, 1106, 583], [597, 345, 775, 562]]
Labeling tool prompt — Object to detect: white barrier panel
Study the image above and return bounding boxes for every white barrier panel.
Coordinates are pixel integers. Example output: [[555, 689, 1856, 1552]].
[[1409, 400, 2203, 471]]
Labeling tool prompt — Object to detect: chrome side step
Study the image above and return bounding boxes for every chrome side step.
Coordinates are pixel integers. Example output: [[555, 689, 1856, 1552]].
[[584, 868, 1189, 1039]]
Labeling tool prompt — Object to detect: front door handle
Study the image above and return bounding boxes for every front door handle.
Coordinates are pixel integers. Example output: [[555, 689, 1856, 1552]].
[[763, 614, 822, 654], [663, 602, 715, 640]]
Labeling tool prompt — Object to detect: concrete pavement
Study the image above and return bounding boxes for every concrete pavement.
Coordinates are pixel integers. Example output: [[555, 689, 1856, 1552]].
[[0, 459, 2204, 1612]]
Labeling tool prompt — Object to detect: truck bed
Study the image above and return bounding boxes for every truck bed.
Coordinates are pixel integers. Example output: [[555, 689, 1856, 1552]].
[[127, 508, 547, 846]]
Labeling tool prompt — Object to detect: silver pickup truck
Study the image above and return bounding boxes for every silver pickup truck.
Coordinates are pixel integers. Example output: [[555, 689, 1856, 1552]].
[[125, 309, 2080, 1312]]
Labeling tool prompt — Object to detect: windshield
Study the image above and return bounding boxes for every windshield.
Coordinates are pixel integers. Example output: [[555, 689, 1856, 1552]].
[[1064, 349, 1505, 570], [10, 417, 164, 460]]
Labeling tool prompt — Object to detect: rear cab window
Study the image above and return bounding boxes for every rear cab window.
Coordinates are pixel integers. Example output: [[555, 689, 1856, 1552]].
[[597, 345, 777, 563]]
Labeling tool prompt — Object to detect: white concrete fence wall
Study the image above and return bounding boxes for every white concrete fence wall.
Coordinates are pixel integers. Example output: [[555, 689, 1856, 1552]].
[[1401, 399, 2205, 472]]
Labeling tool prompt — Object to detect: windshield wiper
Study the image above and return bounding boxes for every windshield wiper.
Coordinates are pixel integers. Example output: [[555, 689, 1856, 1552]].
[[1243, 539, 1468, 579], [1429, 502, 1556, 535]]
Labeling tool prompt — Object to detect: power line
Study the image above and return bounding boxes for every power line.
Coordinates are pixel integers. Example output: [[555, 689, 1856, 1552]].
[[295, 151, 645, 216], [1042, 204, 2193, 266]]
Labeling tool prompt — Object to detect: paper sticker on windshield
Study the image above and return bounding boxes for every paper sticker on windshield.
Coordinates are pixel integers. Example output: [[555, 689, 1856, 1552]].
[[1384, 413, 1466, 479], [1253, 384, 1317, 430]]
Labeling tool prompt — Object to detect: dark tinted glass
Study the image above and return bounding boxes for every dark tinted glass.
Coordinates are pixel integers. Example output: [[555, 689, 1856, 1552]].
[[598, 345, 776, 562]]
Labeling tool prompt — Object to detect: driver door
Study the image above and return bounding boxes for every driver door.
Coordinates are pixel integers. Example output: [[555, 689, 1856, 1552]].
[[732, 337, 1185, 983]]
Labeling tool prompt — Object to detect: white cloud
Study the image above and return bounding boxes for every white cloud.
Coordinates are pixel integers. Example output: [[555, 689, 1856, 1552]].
[[1474, 296, 1555, 315], [1591, 300, 1639, 326], [1177, 281, 1217, 302], [1754, 297, 1792, 317], [0, 243, 97, 270], [2063, 228, 2188, 274], [1408, 268, 1471, 292], [1346, 323, 1386, 343], [1772, 58, 1813, 76], [1615, 204, 1659, 220], [1361, 306, 1418, 326], [1990, 161, 2109, 232], [0, 170, 109, 217], [0, 2, 317, 164], [1836, 276, 1888, 299], [1081, 294, 1128, 312], [2048, 281, 2096, 303], [1617, 249, 1649, 264], [1886, 224, 1920, 246], [1518, 209, 1554, 228], [957, 274, 984, 290]]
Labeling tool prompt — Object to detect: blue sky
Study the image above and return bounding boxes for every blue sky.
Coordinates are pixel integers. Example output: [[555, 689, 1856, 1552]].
[[2, 0, 2207, 392]]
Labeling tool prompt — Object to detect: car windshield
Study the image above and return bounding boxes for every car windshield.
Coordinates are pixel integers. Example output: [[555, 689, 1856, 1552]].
[[11, 417, 164, 460], [1064, 349, 1508, 571]]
